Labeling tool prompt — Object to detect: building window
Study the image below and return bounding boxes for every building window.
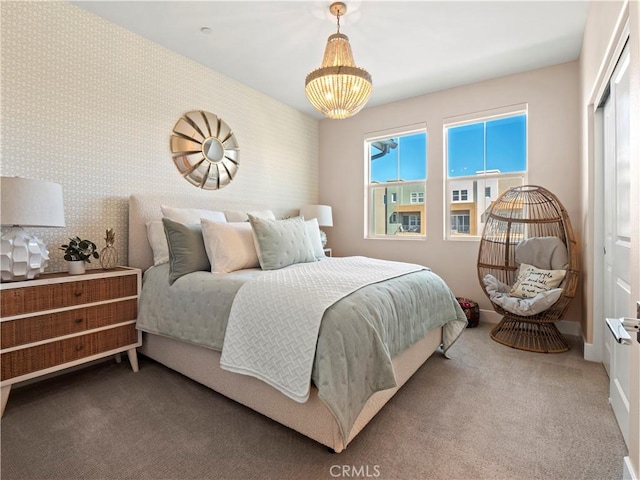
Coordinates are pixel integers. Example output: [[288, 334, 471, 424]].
[[410, 192, 424, 204], [445, 111, 527, 238], [366, 127, 427, 238], [451, 212, 470, 234], [452, 189, 468, 203]]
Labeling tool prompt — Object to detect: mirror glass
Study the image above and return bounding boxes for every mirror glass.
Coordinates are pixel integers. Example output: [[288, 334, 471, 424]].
[[202, 137, 225, 163]]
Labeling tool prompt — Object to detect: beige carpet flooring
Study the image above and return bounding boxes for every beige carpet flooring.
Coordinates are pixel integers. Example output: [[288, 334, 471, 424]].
[[0, 323, 627, 480]]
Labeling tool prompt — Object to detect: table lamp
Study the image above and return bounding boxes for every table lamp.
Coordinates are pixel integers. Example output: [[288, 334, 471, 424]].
[[299, 204, 333, 247], [1, 177, 66, 281]]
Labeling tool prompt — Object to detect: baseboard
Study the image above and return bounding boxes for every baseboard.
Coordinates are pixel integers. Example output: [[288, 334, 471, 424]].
[[624, 456, 638, 480], [479, 309, 584, 340], [583, 341, 602, 362]]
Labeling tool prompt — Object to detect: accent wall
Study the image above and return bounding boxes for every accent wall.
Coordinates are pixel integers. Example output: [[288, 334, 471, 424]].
[[0, 1, 319, 272]]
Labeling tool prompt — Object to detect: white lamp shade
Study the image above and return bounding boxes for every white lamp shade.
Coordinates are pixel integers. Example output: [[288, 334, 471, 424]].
[[1, 177, 65, 227], [299, 205, 333, 227]]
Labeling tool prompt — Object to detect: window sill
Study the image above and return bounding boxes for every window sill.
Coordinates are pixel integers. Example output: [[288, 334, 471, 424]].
[[446, 235, 481, 242], [365, 235, 428, 241]]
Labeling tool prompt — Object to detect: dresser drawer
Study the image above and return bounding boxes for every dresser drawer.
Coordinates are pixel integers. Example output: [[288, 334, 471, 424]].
[[1, 299, 137, 349], [1, 274, 137, 317], [1, 324, 138, 381]]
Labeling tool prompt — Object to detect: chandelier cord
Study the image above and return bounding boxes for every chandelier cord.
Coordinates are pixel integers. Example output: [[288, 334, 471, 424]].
[[336, 10, 341, 34]]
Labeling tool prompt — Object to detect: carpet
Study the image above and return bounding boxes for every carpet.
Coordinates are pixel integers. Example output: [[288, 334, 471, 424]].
[[0, 323, 626, 480]]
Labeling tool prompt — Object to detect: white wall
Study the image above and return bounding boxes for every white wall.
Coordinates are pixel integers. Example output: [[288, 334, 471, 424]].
[[0, 2, 319, 272], [319, 61, 582, 324]]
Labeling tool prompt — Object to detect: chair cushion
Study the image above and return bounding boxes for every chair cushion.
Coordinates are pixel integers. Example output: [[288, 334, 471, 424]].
[[483, 274, 563, 317], [515, 236, 569, 270]]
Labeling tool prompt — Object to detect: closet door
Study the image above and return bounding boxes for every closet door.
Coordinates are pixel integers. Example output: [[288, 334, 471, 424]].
[[602, 44, 634, 448]]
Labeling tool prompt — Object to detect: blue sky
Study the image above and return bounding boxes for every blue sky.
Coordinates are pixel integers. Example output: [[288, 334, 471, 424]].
[[370, 133, 426, 182], [448, 115, 526, 177], [370, 115, 526, 182]]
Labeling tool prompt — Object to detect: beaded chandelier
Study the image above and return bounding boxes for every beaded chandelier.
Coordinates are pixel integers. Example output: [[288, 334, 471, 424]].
[[305, 2, 372, 119]]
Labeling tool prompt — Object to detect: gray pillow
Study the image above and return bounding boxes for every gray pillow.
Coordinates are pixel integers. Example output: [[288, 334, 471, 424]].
[[162, 217, 210, 284], [248, 215, 317, 270]]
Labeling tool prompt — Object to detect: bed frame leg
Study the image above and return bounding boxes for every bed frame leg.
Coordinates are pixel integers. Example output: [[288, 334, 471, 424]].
[[439, 344, 452, 359]]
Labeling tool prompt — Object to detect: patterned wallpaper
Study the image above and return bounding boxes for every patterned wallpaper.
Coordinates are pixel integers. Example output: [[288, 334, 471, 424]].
[[0, 2, 319, 272]]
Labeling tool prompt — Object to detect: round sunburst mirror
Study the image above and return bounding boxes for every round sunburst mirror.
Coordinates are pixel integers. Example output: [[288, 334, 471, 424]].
[[170, 111, 239, 190]]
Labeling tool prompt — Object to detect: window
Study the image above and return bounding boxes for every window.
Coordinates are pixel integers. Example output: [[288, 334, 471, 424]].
[[452, 189, 469, 203], [445, 111, 527, 238], [366, 127, 427, 238], [451, 212, 470, 234], [410, 192, 424, 204]]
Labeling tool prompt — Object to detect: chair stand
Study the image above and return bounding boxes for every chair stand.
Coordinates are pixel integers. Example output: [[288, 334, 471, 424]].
[[490, 317, 570, 353]]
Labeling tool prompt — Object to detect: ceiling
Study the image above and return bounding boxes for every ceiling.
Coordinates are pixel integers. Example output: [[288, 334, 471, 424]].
[[73, 1, 590, 119]]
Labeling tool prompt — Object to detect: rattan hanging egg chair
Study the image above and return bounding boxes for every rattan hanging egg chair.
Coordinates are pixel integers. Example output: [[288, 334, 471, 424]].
[[477, 185, 579, 353]]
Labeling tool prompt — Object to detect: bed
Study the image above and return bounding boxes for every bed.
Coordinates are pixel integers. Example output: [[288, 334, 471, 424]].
[[128, 194, 467, 452]]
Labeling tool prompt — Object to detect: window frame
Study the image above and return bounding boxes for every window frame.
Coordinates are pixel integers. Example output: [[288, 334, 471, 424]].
[[364, 123, 427, 240], [444, 106, 528, 241]]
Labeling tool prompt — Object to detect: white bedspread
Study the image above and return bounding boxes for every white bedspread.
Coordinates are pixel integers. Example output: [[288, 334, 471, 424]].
[[219, 256, 426, 403]]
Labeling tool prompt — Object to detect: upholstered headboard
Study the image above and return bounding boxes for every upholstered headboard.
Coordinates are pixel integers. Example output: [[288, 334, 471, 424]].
[[128, 195, 289, 272]]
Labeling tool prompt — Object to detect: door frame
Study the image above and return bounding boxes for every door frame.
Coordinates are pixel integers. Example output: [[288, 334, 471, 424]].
[[586, 13, 630, 363], [587, 2, 640, 478]]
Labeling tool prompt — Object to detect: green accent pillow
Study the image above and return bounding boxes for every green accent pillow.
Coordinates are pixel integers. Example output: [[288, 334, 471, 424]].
[[248, 215, 317, 270], [162, 217, 210, 284]]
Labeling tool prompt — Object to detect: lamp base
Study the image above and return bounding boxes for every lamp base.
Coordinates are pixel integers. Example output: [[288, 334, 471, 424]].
[[0, 227, 49, 282], [320, 229, 327, 248]]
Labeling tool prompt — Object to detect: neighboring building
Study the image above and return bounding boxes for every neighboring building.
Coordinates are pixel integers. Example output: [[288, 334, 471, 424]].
[[449, 172, 522, 236], [372, 184, 425, 236]]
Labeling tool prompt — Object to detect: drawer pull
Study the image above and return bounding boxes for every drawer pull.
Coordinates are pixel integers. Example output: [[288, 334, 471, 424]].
[[75, 344, 83, 351], [75, 318, 83, 324], [74, 291, 82, 297]]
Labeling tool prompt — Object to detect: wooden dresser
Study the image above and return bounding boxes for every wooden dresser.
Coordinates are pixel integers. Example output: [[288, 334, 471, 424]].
[[0, 267, 141, 416]]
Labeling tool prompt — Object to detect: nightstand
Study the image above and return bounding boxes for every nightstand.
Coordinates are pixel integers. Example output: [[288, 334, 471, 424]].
[[323, 248, 333, 257], [0, 267, 141, 416]]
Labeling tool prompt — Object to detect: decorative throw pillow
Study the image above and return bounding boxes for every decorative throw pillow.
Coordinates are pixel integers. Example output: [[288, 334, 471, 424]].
[[161, 205, 226, 225], [223, 209, 276, 223], [146, 220, 169, 265], [509, 263, 566, 299], [305, 218, 326, 259], [201, 219, 260, 273], [162, 218, 210, 284], [248, 215, 317, 270]]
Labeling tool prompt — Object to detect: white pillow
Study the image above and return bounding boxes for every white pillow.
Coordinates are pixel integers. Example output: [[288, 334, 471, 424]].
[[223, 209, 276, 222], [200, 219, 260, 273], [146, 221, 169, 265], [305, 218, 325, 259], [509, 263, 566, 299], [161, 205, 226, 225]]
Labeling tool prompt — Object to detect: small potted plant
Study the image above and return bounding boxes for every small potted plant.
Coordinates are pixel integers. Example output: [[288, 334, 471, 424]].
[[60, 237, 99, 275]]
